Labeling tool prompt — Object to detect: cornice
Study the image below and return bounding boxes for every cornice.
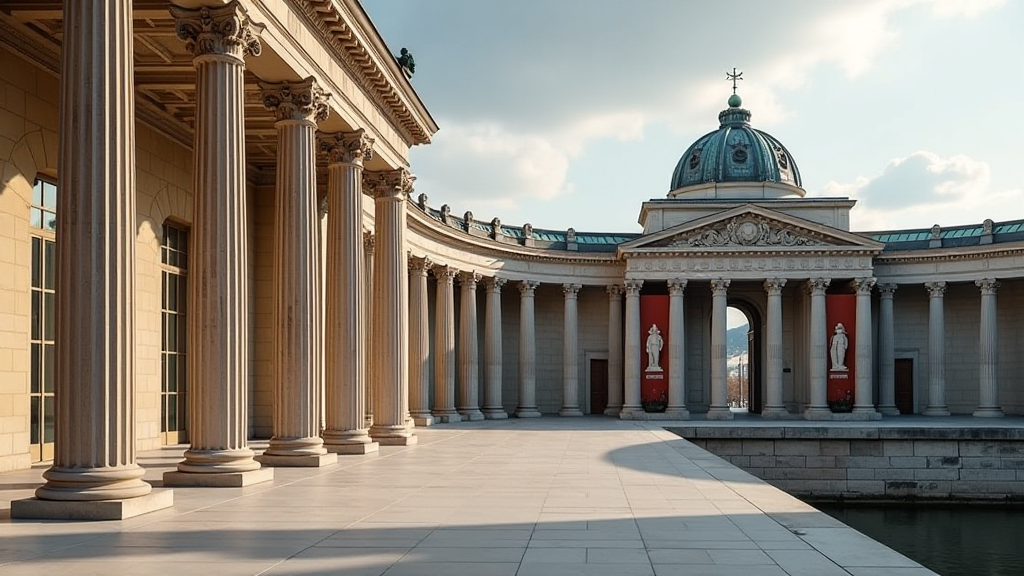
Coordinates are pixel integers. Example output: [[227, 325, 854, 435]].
[[875, 243, 1024, 265], [0, 14, 59, 79], [620, 247, 878, 259]]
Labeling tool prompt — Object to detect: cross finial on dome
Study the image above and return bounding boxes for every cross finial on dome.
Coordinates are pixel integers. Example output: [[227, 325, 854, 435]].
[[726, 68, 743, 107]]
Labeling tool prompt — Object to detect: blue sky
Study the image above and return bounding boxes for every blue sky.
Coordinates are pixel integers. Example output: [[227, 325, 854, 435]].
[[364, 0, 1023, 237]]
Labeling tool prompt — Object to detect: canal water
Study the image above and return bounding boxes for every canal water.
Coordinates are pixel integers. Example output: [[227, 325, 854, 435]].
[[816, 504, 1024, 576]]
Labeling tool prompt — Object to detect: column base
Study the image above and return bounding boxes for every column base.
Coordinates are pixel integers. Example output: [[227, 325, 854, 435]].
[[11, 490, 173, 521], [412, 415, 436, 426], [664, 408, 690, 419], [603, 406, 622, 417], [853, 405, 878, 415], [760, 407, 793, 419], [457, 409, 485, 421], [924, 406, 951, 416], [705, 407, 734, 420], [255, 453, 338, 467], [803, 407, 834, 420], [325, 441, 380, 455], [433, 411, 462, 423], [558, 407, 583, 417], [482, 410, 508, 420], [877, 404, 900, 416], [374, 435, 418, 446], [163, 468, 274, 488], [515, 407, 542, 418], [973, 407, 1005, 418], [618, 407, 643, 420]]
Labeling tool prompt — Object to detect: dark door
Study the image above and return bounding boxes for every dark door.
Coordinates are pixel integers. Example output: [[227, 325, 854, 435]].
[[895, 358, 914, 414], [590, 359, 608, 414]]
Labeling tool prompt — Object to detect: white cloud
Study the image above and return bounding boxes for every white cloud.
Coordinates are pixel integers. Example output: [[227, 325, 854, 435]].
[[927, 0, 1005, 19], [825, 151, 1021, 230]]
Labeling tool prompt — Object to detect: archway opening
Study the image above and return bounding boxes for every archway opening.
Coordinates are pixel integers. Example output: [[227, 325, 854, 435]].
[[726, 303, 761, 413]]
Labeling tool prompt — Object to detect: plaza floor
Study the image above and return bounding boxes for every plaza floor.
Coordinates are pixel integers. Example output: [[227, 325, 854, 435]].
[[1, 417, 938, 576]]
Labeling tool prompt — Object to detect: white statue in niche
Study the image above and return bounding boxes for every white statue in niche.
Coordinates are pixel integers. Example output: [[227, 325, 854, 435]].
[[830, 323, 849, 372], [645, 324, 664, 372]]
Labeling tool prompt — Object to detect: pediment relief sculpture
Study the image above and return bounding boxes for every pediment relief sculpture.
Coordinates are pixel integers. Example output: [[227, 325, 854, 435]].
[[665, 215, 827, 248]]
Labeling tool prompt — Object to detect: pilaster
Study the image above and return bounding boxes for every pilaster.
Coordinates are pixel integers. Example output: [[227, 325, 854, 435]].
[[876, 284, 899, 415], [559, 284, 583, 416], [605, 285, 624, 416], [515, 280, 542, 418], [707, 279, 733, 420], [924, 281, 950, 416], [974, 279, 1003, 417], [482, 277, 509, 419], [666, 279, 689, 419]]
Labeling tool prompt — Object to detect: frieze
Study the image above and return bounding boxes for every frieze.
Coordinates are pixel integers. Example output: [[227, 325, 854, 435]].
[[625, 255, 873, 274], [664, 215, 827, 248]]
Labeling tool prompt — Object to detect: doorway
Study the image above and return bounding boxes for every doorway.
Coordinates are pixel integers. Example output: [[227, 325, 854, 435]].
[[590, 358, 608, 414], [895, 358, 914, 414], [726, 303, 763, 413]]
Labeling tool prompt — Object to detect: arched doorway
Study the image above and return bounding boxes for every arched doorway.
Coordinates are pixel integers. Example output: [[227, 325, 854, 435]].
[[726, 302, 763, 414]]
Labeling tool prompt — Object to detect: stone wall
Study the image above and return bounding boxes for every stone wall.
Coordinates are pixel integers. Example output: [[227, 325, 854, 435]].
[[673, 427, 1024, 501]]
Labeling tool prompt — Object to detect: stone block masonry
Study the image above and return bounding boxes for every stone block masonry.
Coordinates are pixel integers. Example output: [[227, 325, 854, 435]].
[[671, 425, 1024, 501]]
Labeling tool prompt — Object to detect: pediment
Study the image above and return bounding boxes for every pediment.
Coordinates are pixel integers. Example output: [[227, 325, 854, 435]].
[[619, 205, 883, 254]]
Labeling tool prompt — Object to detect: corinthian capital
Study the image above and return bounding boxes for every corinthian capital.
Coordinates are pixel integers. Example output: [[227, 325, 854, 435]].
[[260, 77, 330, 123], [319, 129, 375, 166], [362, 168, 415, 200], [170, 1, 263, 59]]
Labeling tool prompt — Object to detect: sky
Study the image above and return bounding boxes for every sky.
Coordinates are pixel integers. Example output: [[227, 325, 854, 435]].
[[362, 0, 1023, 327]]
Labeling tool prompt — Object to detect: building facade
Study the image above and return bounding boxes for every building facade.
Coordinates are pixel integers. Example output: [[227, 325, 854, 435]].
[[0, 1, 1021, 515]]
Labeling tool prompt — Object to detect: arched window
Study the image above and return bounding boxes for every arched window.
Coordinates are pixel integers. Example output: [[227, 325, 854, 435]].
[[160, 222, 189, 444], [29, 179, 57, 461]]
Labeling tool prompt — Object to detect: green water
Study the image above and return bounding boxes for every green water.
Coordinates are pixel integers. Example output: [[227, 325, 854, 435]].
[[817, 504, 1024, 576]]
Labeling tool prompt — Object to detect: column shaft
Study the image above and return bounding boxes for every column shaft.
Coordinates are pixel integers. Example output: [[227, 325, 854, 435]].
[[560, 284, 583, 416], [805, 278, 832, 419], [877, 284, 899, 415], [515, 281, 541, 417], [974, 279, 1003, 417], [924, 282, 950, 416], [620, 280, 643, 418], [605, 286, 624, 416], [853, 278, 877, 415], [408, 256, 434, 426], [433, 265, 460, 422], [666, 279, 689, 418], [363, 232, 375, 428], [707, 279, 733, 420], [762, 278, 787, 418], [482, 278, 509, 419], [458, 272, 484, 420]]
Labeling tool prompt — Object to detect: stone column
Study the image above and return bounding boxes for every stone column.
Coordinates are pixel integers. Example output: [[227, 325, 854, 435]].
[[364, 169, 417, 445], [560, 284, 583, 416], [666, 279, 689, 419], [974, 279, 1004, 417], [257, 78, 337, 467], [604, 285, 624, 416], [163, 2, 269, 487], [363, 231, 375, 428], [707, 279, 733, 420], [876, 284, 899, 415], [853, 277, 877, 415], [432, 265, 460, 423], [805, 278, 832, 420], [13, 0, 174, 520], [515, 280, 542, 417], [762, 278, 788, 418], [408, 256, 434, 426], [924, 281, 950, 416], [458, 271, 485, 421], [482, 277, 509, 419], [318, 131, 379, 455], [620, 279, 644, 418]]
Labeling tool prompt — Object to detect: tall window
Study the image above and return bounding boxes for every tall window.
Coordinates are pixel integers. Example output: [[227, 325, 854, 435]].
[[29, 179, 57, 461], [161, 222, 188, 444]]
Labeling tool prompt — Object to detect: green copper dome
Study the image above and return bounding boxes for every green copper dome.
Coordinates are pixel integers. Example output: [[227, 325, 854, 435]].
[[670, 97, 802, 192]]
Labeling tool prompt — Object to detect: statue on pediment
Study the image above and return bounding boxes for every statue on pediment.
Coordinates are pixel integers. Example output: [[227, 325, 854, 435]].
[[397, 47, 415, 77]]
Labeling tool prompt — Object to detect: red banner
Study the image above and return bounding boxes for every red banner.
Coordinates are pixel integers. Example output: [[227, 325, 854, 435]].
[[826, 294, 856, 411], [640, 295, 670, 409]]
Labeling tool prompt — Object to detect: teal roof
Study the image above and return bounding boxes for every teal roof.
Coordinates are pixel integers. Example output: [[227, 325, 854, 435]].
[[670, 99, 801, 191]]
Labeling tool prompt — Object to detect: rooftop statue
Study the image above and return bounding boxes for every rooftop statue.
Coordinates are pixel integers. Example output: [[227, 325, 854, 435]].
[[397, 47, 415, 77]]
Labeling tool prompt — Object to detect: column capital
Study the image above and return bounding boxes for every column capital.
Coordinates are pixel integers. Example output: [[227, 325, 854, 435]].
[[363, 168, 415, 200], [925, 281, 947, 297], [518, 280, 540, 296], [852, 277, 877, 294], [171, 1, 263, 60], [976, 278, 1000, 294], [624, 279, 643, 296], [433, 264, 460, 282], [877, 282, 898, 297], [806, 277, 831, 295], [318, 129, 374, 167], [459, 271, 482, 287], [667, 278, 688, 295], [606, 284, 624, 298], [763, 277, 787, 295], [710, 278, 730, 296], [260, 77, 330, 123], [408, 255, 432, 275], [363, 231, 374, 254], [562, 283, 582, 298], [486, 277, 508, 293]]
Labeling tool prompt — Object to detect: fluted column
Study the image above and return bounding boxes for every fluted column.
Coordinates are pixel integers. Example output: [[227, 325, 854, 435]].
[[432, 265, 460, 423], [14, 0, 174, 519], [408, 256, 434, 426], [604, 285, 624, 416], [853, 277, 877, 415], [924, 282, 950, 416], [560, 284, 583, 416], [620, 279, 643, 418], [707, 279, 733, 420], [974, 279, 1003, 417], [482, 277, 509, 419], [457, 272, 485, 420], [515, 280, 542, 417], [805, 278, 832, 420], [762, 278, 788, 418], [318, 131, 379, 454], [363, 232, 375, 428], [666, 279, 689, 419], [877, 284, 899, 415], [256, 78, 336, 466], [162, 2, 268, 486], [364, 170, 416, 445]]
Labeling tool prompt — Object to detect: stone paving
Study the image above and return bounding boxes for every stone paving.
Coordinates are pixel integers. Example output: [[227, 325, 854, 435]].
[[0, 417, 938, 575]]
